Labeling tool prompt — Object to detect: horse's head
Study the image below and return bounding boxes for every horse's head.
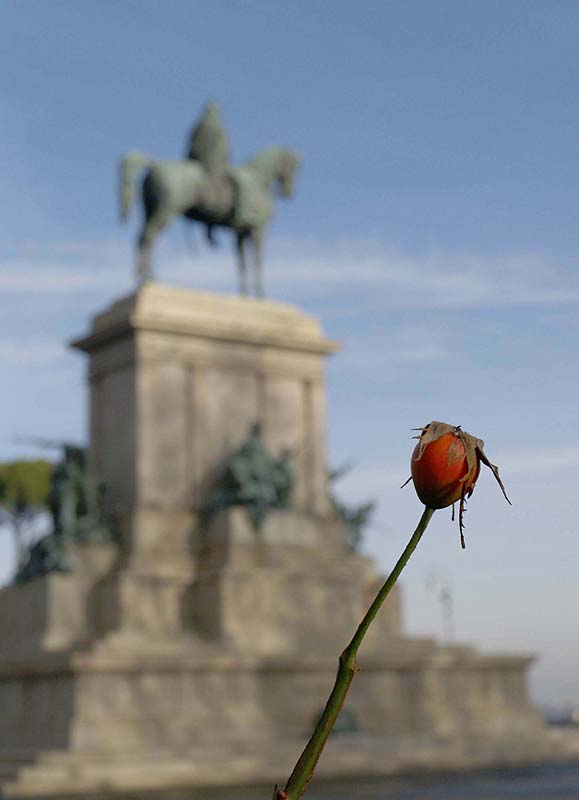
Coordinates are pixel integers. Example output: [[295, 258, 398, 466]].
[[247, 148, 301, 198], [276, 150, 301, 198]]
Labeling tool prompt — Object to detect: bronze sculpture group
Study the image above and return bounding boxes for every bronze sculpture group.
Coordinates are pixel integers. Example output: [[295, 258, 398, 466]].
[[15, 445, 114, 583], [205, 423, 293, 530], [119, 102, 300, 297]]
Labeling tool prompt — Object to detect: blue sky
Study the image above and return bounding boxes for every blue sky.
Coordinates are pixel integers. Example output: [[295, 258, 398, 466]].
[[1, 1, 578, 705]]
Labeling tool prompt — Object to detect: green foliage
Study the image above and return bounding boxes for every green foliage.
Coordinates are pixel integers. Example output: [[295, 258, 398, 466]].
[[0, 460, 52, 509], [331, 496, 375, 553], [328, 463, 375, 553]]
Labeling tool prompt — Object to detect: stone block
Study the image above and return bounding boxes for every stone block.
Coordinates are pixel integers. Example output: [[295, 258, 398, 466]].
[[0, 542, 117, 660]]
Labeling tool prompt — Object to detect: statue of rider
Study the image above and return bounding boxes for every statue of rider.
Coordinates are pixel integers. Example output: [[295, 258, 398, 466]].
[[185, 101, 261, 243], [185, 101, 231, 244]]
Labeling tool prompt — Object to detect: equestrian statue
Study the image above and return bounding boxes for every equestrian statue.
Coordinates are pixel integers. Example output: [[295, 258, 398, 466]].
[[119, 102, 300, 297]]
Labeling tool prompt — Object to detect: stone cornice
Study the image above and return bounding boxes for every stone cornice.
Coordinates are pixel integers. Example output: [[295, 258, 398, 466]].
[[71, 284, 340, 356]]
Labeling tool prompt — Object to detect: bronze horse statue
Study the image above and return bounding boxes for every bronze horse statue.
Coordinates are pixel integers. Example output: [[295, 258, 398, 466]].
[[119, 146, 300, 297]]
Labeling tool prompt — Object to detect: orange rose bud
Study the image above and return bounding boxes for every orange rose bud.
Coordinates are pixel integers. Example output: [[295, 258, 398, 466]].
[[406, 421, 511, 548]]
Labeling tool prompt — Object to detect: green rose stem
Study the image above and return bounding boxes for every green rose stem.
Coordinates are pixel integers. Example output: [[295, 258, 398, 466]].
[[278, 506, 435, 800]]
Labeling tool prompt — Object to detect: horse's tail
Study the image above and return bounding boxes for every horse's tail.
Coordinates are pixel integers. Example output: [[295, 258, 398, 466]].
[[118, 151, 152, 222]]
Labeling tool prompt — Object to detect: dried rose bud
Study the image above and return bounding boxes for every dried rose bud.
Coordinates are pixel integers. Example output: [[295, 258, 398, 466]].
[[405, 421, 511, 548]]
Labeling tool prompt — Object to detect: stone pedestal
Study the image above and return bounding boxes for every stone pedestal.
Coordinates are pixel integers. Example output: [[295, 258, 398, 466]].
[[71, 285, 338, 641], [0, 285, 549, 798], [77, 285, 333, 559]]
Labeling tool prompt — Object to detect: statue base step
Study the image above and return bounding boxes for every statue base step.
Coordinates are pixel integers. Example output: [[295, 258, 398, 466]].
[[0, 644, 549, 798]]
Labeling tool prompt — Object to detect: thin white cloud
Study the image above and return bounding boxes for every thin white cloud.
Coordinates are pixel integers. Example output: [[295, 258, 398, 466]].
[[0, 341, 66, 366], [0, 265, 104, 292], [394, 342, 450, 362], [335, 462, 409, 499], [0, 237, 576, 314], [337, 321, 453, 371], [497, 445, 579, 478]]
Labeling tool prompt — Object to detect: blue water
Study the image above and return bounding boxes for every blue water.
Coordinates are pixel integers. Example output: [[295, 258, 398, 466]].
[[200, 763, 579, 800], [304, 762, 579, 799]]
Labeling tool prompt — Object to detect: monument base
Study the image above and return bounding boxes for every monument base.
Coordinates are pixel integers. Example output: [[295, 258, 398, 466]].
[[0, 508, 549, 798], [0, 286, 550, 797]]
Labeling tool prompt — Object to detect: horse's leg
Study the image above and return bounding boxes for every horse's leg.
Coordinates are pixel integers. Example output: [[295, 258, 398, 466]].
[[137, 209, 173, 285], [236, 233, 249, 296], [137, 222, 154, 284], [251, 228, 265, 298]]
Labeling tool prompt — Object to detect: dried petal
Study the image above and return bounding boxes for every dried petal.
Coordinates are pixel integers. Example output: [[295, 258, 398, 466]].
[[407, 421, 510, 547]]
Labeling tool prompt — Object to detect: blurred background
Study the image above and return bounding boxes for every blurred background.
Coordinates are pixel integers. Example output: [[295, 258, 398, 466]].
[[0, 0, 577, 721]]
